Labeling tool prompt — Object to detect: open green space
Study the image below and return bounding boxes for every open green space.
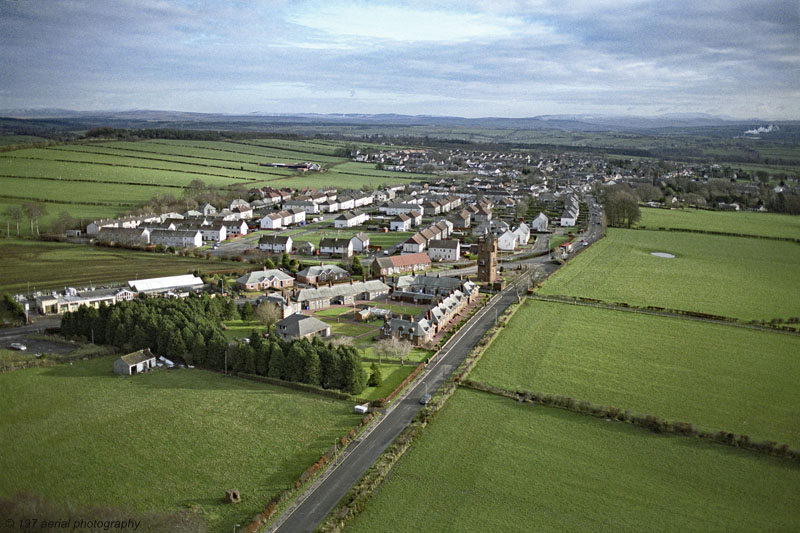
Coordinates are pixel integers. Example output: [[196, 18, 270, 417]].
[[0, 356, 359, 531], [346, 388, 800, 532], [0, 240, 239, 294], [540, 228, 800, 321], [637, 207, 800, 239], [365, 302, 425, 317], [358, 363, 416, 402], [323, 319, 379, 338], [313, 307, 353, 318], [472, 300, 800, 446], [221, 319, 266, 341]]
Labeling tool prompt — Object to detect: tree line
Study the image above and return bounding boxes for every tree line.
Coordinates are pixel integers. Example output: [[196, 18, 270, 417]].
[[59, 295, 367, 394]]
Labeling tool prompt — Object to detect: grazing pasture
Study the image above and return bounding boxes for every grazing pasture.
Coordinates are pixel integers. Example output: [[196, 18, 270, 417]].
[[471, 300, 800, 446], [539, 228, 800, 321], [346, 388, 800, 533], [0, 356, 359, 532], [636, 207, 800, 239]]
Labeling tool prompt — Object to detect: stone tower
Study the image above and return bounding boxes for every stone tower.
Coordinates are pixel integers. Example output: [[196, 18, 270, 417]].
[[477, 236, 497, 283]]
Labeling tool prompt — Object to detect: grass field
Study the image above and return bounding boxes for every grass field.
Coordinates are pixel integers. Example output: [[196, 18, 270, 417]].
[[0, 240, 243, 294], [471, 300, 800, 446], [539, 228, 800, 321], [359, 363, 416, 401], [637, 207, 800, 239], [346, 388, 800, 533], [0, 356, 359, 531], [221, 319, 265, 340], [0, 139, 426, 231]]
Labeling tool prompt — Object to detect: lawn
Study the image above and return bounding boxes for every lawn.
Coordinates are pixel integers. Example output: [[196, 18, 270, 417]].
[[313, 307, 354, 318], [0, 357, 360, 531], [471, 299, 800, 446], [358, 363, 416, 402], [365, 302, 425, 317], [0, 240, 242, 294], [324, 320, 379, 338], [636, 207, 800, 239], [221, 319, 266, 340], [539, 228, 800, 321], [346, 388, 800, 532]]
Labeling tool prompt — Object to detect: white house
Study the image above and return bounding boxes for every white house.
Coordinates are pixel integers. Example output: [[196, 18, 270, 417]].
[[390, 214, 412, 232], [337, 196, 355, 211], [284, 199, 319, 214], [320, 237, 353, 258], [427, 239, 461, 262], [258, 235, 293, 253], [150, 229, 203, 248], [350, 232, 370, 252], [512, 222, 530, 246], [531, 212, 549, 232], [402, 233, 427, 254], [334, 211, 369, 229], [260, 212, 283, 230], [223, 219, 249, 237], [497, 230, 519, 251]]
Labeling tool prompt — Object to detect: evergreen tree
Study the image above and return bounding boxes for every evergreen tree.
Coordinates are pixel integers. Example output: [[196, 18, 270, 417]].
[[240, 301, 254, 321], [268, 344, 284, 379], [167, 333, 187, 361], [319, 345, 341, 390], [303, 345, 321, 386], [368, 362, 383, 387], [286, 342, 306, 382], [191, 331, 206, 366]]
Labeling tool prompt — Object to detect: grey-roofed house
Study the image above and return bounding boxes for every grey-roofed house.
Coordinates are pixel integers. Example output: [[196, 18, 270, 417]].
[[294, 280, 390, 310], [259, 234, 293, 253], [235, 268, 294, 291], [427, 239, 461, 262], [296, 264, 349, 285], [276, 313, 331, 341]]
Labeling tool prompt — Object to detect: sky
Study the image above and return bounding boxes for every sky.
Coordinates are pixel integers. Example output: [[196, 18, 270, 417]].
[[1, 0, 799, 119]]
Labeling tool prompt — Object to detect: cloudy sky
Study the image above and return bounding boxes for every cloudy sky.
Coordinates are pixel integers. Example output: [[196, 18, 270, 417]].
[[1, 0, 798, 118]]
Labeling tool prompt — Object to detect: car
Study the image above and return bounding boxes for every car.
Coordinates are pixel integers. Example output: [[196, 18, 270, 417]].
[[9, 343, 26, 351], [419, 393, 431, 405]]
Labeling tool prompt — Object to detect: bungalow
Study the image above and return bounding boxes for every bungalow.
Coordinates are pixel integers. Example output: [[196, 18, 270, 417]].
[[390, 214, 412, 232], [371, 253, 431, 277], [350, 232, 370, 253], [258, 234, 293, 254], [276, 313, 331, 341], [427, 239, 461, 262], [113, 349, 156, 376], [334, 211, 369, 229], [319, 237, 353, 258], [235, 268, 294, 291], [296, 264, 349, 285], [260, 212, 284, 230]]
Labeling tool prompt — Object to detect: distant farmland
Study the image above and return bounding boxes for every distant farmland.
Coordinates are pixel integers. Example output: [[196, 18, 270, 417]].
[[0, 138, 427, 231], [636, 207, 800, 239], [346, 389, 800, 532], [539, 228, 800, 321]]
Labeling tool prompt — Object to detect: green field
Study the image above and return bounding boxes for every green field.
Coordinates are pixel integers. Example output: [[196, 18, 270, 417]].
[[359, 363, 416, 401], [0, 240, 242, 294], [0, 139, 426, 231], [471, 300, 800, 446], [540, 228, 800, 321], [347, 388, 800, 532], [637, 207, 800, 239], [0, 356, 359, 531]]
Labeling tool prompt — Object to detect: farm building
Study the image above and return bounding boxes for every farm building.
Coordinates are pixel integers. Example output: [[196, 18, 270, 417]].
[[113, 349, 156, 376], [128, 274, 204, 295], [275, 313, 331, 341], [235, 268, 294, 291]]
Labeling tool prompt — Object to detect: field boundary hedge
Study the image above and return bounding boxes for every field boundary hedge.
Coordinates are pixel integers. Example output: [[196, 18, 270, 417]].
[[245, 410, 380, 533], [229, 371, 365, 403], [460, 380, 800, 462], [533, 294, 800, 334], [632, 225, 800, 244]]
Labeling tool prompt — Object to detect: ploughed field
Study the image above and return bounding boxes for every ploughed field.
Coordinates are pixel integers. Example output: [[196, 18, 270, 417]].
[[539, 228, 800, 321], [0, 356, 359, 531], [346, 389, 800, 532]]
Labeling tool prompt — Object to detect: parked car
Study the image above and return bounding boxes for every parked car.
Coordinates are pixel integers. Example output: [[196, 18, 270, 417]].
[[9, 343, 26, 351], [419, 393, 431, 405]]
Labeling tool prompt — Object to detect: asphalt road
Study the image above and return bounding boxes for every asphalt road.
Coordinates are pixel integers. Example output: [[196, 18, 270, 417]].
[[271, 274, 532, 533]]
